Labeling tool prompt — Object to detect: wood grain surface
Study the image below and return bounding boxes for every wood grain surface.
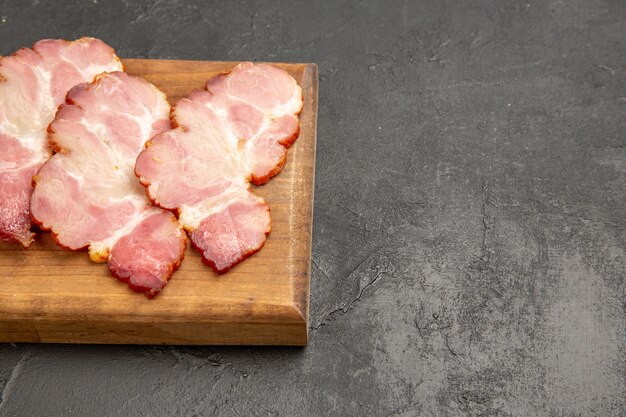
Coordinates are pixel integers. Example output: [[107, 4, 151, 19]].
[[0, 59, 318, 346]]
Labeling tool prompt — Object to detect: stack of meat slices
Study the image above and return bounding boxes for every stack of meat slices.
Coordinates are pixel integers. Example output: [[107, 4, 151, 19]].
[[0, 38, 303, 298]]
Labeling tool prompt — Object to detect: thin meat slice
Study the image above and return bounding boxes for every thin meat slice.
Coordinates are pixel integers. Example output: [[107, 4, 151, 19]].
[[0, 37, 123, 247], [31, 72, 186, 297], [135, 63, 302, 273]]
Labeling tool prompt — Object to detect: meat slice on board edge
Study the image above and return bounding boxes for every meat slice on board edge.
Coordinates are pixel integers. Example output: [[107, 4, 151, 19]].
[[135, 62, 303, 273]]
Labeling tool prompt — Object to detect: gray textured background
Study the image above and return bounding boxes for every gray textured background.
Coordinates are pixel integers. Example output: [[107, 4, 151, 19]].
[[0, 1, 624, 416]]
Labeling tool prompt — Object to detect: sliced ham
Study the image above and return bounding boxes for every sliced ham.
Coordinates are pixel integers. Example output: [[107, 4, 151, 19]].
[[135, 63, 302, 273], [31, 72, 186, 297], [0, 37, 123, 247]]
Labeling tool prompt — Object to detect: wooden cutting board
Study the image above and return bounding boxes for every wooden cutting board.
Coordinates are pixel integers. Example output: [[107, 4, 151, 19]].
[[0, 59, 317, 346]]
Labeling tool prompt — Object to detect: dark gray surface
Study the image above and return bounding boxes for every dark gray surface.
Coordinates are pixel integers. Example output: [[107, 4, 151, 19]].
[[1, 0, 624, 416]]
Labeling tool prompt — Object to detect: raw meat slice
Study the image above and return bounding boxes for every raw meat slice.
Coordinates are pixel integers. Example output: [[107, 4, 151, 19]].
[[31, 72, 186, 297], [135, 63, 302, 273], [0, 37, 123, 247]]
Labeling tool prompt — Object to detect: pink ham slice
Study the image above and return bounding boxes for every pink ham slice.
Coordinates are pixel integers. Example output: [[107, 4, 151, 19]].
[[0, 38, 123, 247], [31, 72, 186, 297], [135, 63, 302, 273]]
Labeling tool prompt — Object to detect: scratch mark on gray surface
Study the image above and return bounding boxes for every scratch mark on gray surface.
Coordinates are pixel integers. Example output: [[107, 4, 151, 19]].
[[385, 403, 421, 417], [312, 258, 332, 282], [169, 348, 228, 369], [311, 258, 391, 330], [0, 351, 30, 411], [480, 181, 490, 262], [595, 64, 616, 75], [444, 334, 458, 357], [336, 336, 377, 372]]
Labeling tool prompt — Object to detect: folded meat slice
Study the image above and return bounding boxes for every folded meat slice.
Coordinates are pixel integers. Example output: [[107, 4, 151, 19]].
[[135, 63, 302, 273], [31, 72, 186, 297], [0, 37, 123, 247]]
